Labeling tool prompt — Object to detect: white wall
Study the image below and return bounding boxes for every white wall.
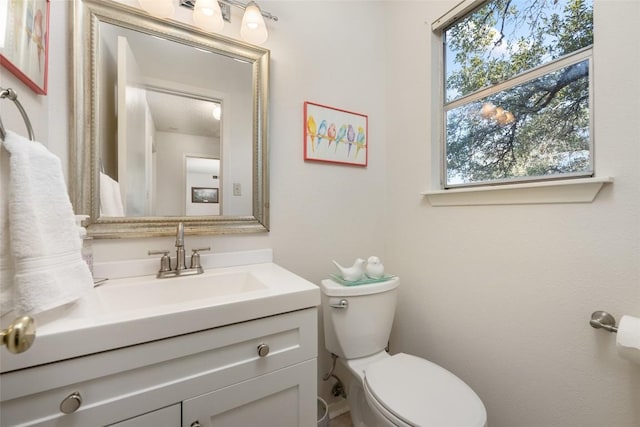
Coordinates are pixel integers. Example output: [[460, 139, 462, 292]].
[[154, 132, 218, 216], [385, 2, 640, 427], [264, 0, 388, 403], [1, 1, 638, 426]]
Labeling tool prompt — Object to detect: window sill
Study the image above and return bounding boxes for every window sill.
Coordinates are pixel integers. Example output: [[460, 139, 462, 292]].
[[423, 177, 613, 206]]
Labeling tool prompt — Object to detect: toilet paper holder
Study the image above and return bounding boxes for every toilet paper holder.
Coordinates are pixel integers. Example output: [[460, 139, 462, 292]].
[[589, 310, 618, 333]]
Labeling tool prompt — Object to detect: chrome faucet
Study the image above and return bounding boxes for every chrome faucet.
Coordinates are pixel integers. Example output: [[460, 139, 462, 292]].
[[175, 222, 186, 270], [148, 222, 210, 278]]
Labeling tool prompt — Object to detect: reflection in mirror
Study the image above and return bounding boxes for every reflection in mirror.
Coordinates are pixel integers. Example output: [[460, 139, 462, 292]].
[[71, 0, 270, 238], [141, 91, 220, 217], [98, 21, 251, 218], [186, 157, 220, 216]]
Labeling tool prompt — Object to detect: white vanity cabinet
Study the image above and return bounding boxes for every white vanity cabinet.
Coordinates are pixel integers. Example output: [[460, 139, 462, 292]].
[[182, 359, 316, 426], [0, 308, 317, 427]]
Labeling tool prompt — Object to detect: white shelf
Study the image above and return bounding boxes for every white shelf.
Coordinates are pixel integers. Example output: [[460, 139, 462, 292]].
[[423, 177, 613, 206]]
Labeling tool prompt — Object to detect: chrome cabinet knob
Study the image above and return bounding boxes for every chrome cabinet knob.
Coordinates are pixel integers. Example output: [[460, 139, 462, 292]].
[[60, 391, 82, 414], [0, 315, 36, 354], [191, 421, 202, 427], [257, 343, 270, 357]]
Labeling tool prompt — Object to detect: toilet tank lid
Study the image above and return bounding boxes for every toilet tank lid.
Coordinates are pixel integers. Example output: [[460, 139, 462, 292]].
[[364, 353, 487, 427], [320, 277, 399, 296]]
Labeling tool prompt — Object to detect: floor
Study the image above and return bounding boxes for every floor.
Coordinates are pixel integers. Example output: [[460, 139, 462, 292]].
[[331, 411, 353, 427]]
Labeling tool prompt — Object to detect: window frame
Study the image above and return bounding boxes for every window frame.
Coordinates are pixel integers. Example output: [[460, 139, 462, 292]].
[[435, 0, 595, 190]]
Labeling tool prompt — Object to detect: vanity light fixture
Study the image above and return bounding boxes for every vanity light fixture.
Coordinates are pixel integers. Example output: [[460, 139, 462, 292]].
[[239, 1, 268, 44], [480, 102, 516, 126], [139, 0, 277, 44], [193, 0, 224, 32]]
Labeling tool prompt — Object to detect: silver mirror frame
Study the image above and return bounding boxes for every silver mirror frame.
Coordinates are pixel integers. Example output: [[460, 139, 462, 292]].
[[70, 0, 269, 238]]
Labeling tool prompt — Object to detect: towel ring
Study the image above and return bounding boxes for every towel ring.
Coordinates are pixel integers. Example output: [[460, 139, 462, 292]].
[[0, 87, 35, 142]]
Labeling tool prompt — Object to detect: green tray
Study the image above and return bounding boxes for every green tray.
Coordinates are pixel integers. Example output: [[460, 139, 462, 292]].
[[329, 274, 396, 286]]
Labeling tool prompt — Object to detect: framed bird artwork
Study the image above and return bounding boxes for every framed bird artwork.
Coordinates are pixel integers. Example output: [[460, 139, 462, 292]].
[[0, 0, 51, 94], [304, 101, 368, 166]]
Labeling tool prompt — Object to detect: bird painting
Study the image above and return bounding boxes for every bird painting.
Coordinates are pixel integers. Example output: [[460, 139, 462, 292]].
[[307, 115, 317, 152], [346, 124, 356, 157], [316, 120, 327, 148], [327, 123, 337, 148], [334, 124, 347, 152], [303, 102, 367, 166], [355, 126, 366, 159]]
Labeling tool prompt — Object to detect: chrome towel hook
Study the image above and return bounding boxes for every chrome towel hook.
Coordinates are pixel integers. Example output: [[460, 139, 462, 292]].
[[590, 310, 618, 333], [0, 87, 36, 142]]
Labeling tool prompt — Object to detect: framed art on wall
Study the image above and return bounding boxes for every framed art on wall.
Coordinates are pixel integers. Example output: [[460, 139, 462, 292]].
[[304, 101, 368, 166], [0, 0, 50, 95], [191, 187, 219, 204]]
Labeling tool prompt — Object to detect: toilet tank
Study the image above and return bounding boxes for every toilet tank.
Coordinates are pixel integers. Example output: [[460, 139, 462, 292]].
[[320, 277, 399, 359]]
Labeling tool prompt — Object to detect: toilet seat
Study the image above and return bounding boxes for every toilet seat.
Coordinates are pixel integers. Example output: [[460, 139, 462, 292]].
[[363, 353, 487, 427]]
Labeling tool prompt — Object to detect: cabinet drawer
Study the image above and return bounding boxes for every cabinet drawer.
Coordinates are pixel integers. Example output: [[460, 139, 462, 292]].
[[1, 308, 316, 427]]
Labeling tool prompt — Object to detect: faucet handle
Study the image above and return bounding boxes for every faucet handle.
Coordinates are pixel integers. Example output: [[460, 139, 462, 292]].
[[190, 247, 211, 270], [148, 250, 172, 272], [191, 247, 211, 253]]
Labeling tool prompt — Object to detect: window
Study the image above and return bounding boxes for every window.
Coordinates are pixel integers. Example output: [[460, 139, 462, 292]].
[[440, 0, 593, 188]]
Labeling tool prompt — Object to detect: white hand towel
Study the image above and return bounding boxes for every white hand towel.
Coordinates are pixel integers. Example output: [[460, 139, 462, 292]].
[[99, 172, 125, 217], [1, 131, 93, 317], [0, 143, 14, 316]]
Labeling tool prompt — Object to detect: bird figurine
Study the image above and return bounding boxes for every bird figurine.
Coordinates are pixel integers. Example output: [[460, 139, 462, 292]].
[[365, 256, 385, 279], [332, 258, 366, 282]]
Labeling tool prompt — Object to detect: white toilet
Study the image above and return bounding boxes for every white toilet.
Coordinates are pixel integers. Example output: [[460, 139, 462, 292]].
[[320, 277, 487, 427]]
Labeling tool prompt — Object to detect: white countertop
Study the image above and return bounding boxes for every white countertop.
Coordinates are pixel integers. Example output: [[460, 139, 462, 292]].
[[1, 257, 320, 373]]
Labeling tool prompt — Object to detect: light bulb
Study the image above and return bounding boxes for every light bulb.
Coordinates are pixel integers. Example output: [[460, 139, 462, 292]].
[[241, 2, 268, 44], [504, 111, 515, 125], [480, 102, 496, 119], [138, 0, 174, 18], [194, 0, 224, 32]]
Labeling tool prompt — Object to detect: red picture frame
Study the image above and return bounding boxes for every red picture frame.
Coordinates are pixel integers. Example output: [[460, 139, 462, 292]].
[[304, 101, 368, 167], [0, 0, 50, 95]]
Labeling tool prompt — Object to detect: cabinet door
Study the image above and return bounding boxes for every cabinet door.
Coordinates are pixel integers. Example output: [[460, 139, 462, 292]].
[[107, 404, 180, 427], [183, 359, 316, 427]]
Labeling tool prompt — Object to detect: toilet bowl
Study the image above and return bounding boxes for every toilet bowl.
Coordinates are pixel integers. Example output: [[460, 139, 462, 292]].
[[320, 277, 486, 427]]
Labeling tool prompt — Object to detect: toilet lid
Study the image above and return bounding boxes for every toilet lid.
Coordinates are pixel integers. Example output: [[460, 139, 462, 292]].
[[364, 353, 486, 427]]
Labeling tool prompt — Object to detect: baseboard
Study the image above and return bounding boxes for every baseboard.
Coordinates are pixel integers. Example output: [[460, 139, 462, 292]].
[[328, 398, 350, 419]]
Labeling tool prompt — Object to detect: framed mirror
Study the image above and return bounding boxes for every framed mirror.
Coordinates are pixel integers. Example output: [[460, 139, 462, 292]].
[[70, 0, 269, 238]]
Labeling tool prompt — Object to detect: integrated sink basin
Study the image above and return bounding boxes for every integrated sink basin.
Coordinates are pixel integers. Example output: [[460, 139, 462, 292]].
[[0, 252, 320, 373], [97, 270, 268, 312]]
